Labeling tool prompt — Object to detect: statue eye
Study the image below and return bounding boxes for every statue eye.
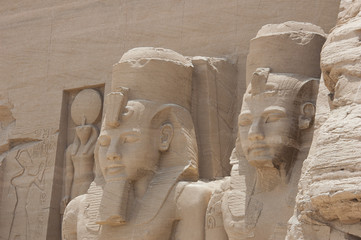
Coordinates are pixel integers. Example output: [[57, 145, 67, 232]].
[[265, 113, 285, 123], [98, 135, 111, 147], [123, 133, 140, 143]]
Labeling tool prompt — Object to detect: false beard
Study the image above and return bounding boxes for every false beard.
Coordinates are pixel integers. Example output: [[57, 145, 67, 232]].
[[97, 179, 132, 226]]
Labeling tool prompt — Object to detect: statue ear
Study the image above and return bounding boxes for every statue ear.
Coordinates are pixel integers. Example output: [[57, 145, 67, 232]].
[[159, 123, 173, 152], [298, 102, 316, 129]]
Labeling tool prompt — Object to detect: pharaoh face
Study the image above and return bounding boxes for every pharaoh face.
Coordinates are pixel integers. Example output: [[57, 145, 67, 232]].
[[238, 75, 301, 170], [97, 101, 160, 182]]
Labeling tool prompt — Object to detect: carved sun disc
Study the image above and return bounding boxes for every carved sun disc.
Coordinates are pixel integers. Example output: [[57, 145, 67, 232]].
[[71, 89, 102, 125]]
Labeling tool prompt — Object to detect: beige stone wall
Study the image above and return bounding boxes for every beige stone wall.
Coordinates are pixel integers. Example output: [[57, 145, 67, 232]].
[[0, 1, 340, 130]]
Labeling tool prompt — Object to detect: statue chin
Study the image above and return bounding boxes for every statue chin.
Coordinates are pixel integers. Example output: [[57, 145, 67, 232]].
[[247, 156, 273, 169]]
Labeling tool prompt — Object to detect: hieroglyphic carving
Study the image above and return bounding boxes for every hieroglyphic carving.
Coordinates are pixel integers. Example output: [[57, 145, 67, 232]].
[[32, 129, 56, 239], [63, 47, 212, 240], [61, 89, 101, 212], [0, 126, 56, 240], [205, 179, 229, 240]]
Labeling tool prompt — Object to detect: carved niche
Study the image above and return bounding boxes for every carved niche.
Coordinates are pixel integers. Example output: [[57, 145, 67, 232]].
[[61, 88, 103, 212]]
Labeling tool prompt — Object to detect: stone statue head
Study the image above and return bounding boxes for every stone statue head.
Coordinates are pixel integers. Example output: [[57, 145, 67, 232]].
[[239, 22, 325, 176], [239, 68, 317, 174], [97, 95, 198, 183], [94, 47, 198, 225]]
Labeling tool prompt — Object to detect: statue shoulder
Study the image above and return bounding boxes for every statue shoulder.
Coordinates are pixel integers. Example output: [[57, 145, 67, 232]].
[[62, 194, 86, 240], [175, 181, 213, 206], [170, 181, 213, 240], [174, 181, 216, 221]]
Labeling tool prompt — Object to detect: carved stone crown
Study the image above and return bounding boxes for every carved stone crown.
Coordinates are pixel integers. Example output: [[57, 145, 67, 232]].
[[112, 47, 193, 111], [246, 21, 326, 85]]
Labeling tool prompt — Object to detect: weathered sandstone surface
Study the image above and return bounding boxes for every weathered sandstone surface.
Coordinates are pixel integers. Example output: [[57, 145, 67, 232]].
[[287, 1, 361, 239], [0, 0, 349, 239]]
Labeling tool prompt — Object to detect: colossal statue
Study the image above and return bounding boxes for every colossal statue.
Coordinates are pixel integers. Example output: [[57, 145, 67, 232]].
[[61, 89, 101, 211], [287, 2, 361, 239], [206, 22, 326, 240], [62, 47, 212, 240]]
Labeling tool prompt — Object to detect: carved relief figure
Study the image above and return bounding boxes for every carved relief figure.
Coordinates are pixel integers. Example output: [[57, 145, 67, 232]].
[[62, 89, 101, 210], [287, 3, 361, 239], [62, 47, 212, 240], [208, 22, 325, 240], [9, 149, 46, 240]]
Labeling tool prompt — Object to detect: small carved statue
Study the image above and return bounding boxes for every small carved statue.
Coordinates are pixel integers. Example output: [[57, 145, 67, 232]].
[[61, 89, 101, 211], [62, 47, 212, 240]]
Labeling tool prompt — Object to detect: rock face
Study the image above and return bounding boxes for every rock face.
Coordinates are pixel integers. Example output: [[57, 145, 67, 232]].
[[287, 1, 361, 239]]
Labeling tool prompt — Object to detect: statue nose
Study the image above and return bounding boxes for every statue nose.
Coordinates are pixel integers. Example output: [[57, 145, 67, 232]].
[[106, 141, 121, 161], [248, 118, 265, 141], [107, 151, 121, 161]]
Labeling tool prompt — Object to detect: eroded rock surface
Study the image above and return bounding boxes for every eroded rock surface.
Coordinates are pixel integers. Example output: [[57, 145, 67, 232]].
[[287, 2, 361, 239]]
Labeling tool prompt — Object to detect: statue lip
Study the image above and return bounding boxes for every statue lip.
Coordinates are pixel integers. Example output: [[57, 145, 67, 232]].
[[248, 142, 268, 152], [247, 142, 270, 159], [105, 165, 125, 175]]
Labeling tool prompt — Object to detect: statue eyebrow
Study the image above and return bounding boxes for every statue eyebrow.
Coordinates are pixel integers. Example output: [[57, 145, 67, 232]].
[[101, 129, 141, 136], [238, 111, 252, 117], [262, 106, 286, 116], [238, 111, 252, 124], [120, 129, 141, 136]]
